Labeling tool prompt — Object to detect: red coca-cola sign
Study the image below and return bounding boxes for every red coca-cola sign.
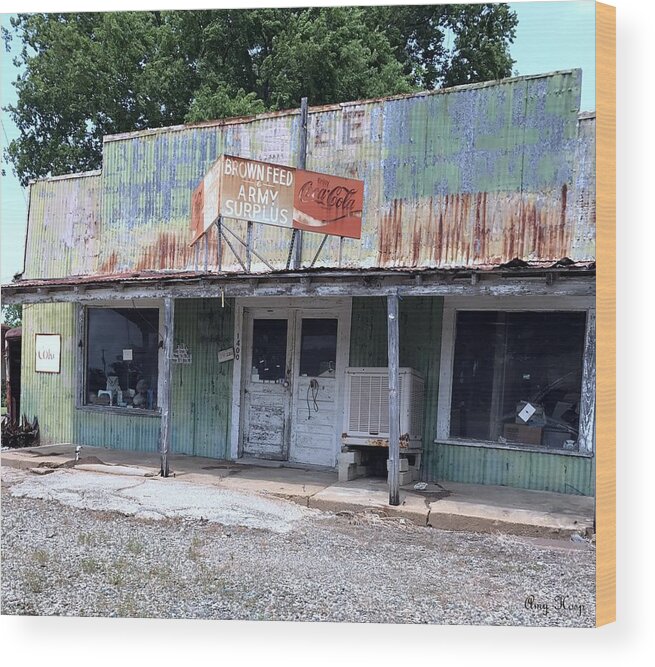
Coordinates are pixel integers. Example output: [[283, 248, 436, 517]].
[[293, 170, 364, 239]]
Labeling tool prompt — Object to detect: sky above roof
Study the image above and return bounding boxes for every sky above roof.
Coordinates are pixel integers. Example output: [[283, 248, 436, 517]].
[[0, 1, 596, 287]]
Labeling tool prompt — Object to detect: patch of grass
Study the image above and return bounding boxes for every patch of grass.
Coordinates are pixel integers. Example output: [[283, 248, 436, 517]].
[[117, 598, 139, 618], [148, 564, 173, 582], [25, 570, 45, 594], [33, 549, 49, 567], [78, 530, 109, 547], [126, 538, 144, 555], [78, 532, 95, 547], [195, 564, 225, 592], [80, 557, 101, 575], [108, 558, 130, 587], [187, 536, 205, 562]]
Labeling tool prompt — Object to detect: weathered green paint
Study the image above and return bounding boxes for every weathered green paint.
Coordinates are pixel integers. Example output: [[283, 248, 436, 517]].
[[76, 410, 160, 453], [20, 299, 234, 459], [171, 298, 234, 459], [20, 297, 594, 495], [20, 303, 76, 444], [348, 296, 594, 496], [429, 443, 595, 496], [397, 297, 443, 476], [349, 296, 388, 367], [349, 296, 443, 459]]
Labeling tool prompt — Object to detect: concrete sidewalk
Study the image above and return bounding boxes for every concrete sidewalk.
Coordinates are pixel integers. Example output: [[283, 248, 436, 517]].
[[1, 444, 594, 539]]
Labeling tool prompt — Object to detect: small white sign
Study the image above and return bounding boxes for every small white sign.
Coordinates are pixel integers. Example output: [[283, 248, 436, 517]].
[[122, 349, 133, 361], [517, 402, 537, 423], [35, 334, 61, 374], [218, 347, 235, 363]]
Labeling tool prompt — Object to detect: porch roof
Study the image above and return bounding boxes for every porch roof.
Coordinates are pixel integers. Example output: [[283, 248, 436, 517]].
[[2, 262, 595, 305]]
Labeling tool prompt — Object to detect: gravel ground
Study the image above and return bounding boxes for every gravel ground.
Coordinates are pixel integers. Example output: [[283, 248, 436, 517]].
[[1, 468, 595, 626]]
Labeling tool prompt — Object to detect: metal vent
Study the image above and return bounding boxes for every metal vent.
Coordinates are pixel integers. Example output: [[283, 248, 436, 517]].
[[344, 368, 421, 442]]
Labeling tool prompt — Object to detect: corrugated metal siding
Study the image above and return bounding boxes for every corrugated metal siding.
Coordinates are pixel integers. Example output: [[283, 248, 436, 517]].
[[348, 295, 593, 495], [397, 298, 443, 477], [349, 295, 443, 460], [23, 173, 101, 280], [431, 443, 595, 496], [171, 298, 234, 459], [76, 411, 160, 453], [20, 303, 76, 444], [349, 297, 388, 366], [570, 115, 596, 259], [23, 70, 594, 279]]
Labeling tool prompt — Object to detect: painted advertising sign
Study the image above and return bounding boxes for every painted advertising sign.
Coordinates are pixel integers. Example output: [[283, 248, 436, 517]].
[[190, 155, 363, 244], [293, 169, 363, 239], [35, 333, 61, 374]]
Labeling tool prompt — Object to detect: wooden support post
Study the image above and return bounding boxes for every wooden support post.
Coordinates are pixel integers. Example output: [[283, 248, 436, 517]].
[[216, 217, 223, 272], [292, 96, 308, 270], [203, 233, 209, 272], [246, 221, 253, 272], [160, 297, 174, 478], [387, 292, 401, 506], [76, 304, 86, 408]]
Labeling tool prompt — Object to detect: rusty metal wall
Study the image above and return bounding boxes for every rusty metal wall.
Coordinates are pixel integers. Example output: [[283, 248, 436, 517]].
[[23, 172, 101, 280], [22, 70, 594, 279]]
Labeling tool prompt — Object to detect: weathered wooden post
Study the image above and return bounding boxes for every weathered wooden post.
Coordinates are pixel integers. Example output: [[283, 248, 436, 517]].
[[292, 96, 308, 270], [160, 297, 174, 477], [387, 293, 401, 506]]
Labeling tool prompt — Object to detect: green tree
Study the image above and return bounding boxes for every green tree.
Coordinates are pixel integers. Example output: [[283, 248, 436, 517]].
[[3, 5, 517, 186], [1, 304, 22, 328]]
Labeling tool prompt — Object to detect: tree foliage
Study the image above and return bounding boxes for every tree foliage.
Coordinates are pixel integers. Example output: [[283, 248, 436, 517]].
[[3, 5, 517, 185], [1, 304, 22, 328]]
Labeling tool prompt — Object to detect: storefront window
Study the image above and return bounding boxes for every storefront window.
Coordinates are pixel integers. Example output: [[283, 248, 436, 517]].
[[85, 307, 160, 409], [250, 318, 288, 383], [449, 311, 586, 449], [299, 318, 337, 377]]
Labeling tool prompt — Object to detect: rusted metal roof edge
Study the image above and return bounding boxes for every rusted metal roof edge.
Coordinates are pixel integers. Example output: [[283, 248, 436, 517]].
[[102, 69, 584, 144], [1, 262, 596, 293]]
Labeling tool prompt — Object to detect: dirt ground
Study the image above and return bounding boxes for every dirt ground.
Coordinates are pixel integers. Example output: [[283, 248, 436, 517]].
[[1, 466, 595, 626]]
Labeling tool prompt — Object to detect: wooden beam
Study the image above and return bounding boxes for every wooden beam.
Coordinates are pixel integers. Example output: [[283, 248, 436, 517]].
[[159, 297, 174, 477], [216, 218, 223, 272], [246, 221, 253, 273], [387, 292, 400, 506], [0, 273, 595, 305], [75, 304, 86, 408], [292, 96, 308, 270]]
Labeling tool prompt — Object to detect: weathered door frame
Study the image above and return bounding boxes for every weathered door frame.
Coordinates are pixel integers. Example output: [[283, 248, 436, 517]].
[[240, 306, 295, 461], [230, 297, 352, 465]]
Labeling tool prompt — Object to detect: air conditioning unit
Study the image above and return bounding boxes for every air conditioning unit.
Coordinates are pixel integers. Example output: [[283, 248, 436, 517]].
[[342, 367, 424, 450]]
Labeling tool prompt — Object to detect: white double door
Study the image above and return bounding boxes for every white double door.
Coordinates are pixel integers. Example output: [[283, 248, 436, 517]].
[[240, 300, 350, 467]]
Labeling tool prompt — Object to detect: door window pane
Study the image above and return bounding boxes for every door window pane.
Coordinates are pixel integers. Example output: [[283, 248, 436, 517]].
[[450, 311, 586, 449], [299, 318, 338, 377], [251, 319, 287, 383], [85, 308, 159, 409]]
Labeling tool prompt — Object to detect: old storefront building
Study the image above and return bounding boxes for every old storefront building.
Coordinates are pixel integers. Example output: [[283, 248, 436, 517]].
[[2, 69, 596, 500]]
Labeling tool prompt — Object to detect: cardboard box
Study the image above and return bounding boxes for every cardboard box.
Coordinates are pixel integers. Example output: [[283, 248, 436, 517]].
[[503, 423, 543, 446]]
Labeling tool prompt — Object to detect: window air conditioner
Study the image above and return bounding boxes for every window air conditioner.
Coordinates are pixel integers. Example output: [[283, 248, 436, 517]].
[[342, 367, 424, 450]]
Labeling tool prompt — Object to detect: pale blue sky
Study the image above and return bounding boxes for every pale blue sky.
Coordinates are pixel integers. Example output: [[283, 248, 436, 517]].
[[0, 1, 596, 287]]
